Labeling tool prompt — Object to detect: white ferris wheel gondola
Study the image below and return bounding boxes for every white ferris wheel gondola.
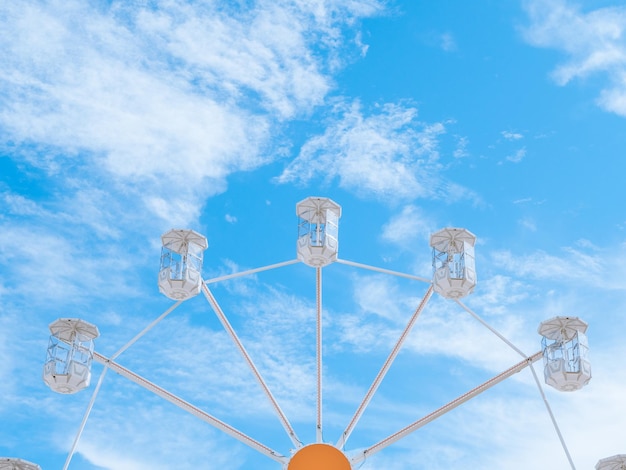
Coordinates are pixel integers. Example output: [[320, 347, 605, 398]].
[[158, 228, 208, 300], [0, 459, 41, 470], [597, 454, 626, 470], [296, 196, 341, 267], [429, 227, 477, 299], [538, 316, 592, 392], [43, 318, 99, 395]]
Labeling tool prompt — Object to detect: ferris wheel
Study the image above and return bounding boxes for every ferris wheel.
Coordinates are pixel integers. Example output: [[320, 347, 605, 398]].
[[2, 196, 622, 469]]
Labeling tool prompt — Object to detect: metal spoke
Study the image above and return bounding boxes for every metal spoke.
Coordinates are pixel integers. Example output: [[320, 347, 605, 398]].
[[316, 267, 323, 443], [202, 282, 302, 448], [351, 351, 543, 466], [337, 285, 434, 450], [93, 352, 288, 464]]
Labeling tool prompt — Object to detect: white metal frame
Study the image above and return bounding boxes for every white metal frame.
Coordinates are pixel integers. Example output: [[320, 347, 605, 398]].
[[51, 227, 587, 469]]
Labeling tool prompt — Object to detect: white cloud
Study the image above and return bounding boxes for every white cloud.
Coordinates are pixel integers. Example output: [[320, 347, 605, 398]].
[[453, 135, 469, 158], [0, 0, 383, 227], [501, 130, 524, 140], [522, 0, 626, 116], [1, 192, 44, 217], [518, 216, 537, 232], [506, 147, 527, 163], [491, 241, 626, 291], [275, 100, 474, 202], [440, 32, 457, 52], [351, 274, 414, 322], [355, 30, 370, 57], [381, 205, 435, 248], [0, 222, 137, 304], [74, 398, 244, 470], [468, 274, 530, 316]]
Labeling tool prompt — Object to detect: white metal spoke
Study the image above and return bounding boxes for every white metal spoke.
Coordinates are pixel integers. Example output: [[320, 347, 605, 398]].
[[337, 285, 434, 450], [201, 282, 302, 448], [93, 351, 288, 464], [316, 267, 323, 443], [204, 259, 300, 285], [336, 258, 431, 283], [351, 351, 544, 466]]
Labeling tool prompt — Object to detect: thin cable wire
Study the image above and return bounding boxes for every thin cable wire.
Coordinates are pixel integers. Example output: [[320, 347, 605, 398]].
[[203, 259, 300, 285], [455, 299, 526, 357], [529, 364, 576, 469], [455, 299, 576, 469], [336, 258, 431, 283], [62, 367, 109, 470], [111, 300, 183, 361]]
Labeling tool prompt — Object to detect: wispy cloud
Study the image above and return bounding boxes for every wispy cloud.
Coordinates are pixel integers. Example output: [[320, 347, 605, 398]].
[[381, 205, 435, 249], [491, 241, 626, 291], [518, 216, 537, 231], [453, 135, 469, 158], [422, 30, 458, 53], [439, 32, 458, 52], [522, 0, 626, 116], [75, 398, 244, 470], [0, 0, 383, 227], [275, 100, 474, 202], [501, 130, 524, 140], [506, 147, 527, 163]]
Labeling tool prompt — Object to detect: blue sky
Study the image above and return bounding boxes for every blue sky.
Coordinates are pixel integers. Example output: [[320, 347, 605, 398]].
[[1, 0, 626, 468]]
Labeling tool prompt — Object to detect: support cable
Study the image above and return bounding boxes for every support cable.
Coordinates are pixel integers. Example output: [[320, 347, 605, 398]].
[[204, 260, 300, 285], [202, 282, 302, 448], [529, 364, 577, 469], [62, 368, 109, 470], [337, 285, 434, 450], [336, 259, 431, 284], [455, 299, 525, 357], [455, 299, 576, 469], [111, 300, 183, 360]]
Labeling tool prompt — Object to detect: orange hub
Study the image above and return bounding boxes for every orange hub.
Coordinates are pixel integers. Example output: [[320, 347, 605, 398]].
[[287, 443, 351, 470]]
